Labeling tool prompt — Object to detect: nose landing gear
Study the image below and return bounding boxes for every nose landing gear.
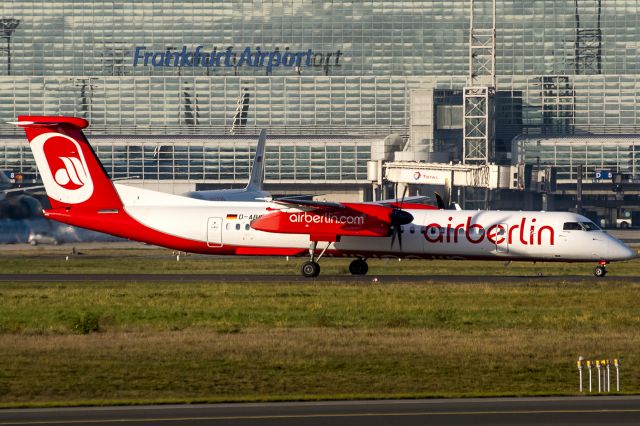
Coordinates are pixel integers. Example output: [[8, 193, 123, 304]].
[[594, 260, 608, 277], [301, 241, 331, 278], [301, 260, 320, 278]]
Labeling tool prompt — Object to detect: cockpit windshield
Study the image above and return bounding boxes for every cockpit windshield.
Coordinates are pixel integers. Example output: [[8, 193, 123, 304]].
[[581, 221, 601, 231], [563, 222, 582, 231], [563, 221, 601, 231]]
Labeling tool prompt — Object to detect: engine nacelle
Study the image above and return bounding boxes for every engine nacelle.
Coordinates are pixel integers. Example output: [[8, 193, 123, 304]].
[[251, 206, 395, 239]]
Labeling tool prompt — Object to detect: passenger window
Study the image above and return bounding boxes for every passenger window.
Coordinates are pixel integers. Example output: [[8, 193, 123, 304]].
[[235, 223, 241, 231], [409, 226, 415, 234], [563, 222, 583, 231], [245, 224, 250, 231], [225, 223, 230, 230]]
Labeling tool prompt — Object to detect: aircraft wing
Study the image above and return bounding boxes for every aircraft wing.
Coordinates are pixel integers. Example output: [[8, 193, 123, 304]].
[[0, 176, 136, 196], [272, 196, 344, 210], [0, 184, 46, 194], [373, 195, 433, 208], [274, 195, 434, 210]]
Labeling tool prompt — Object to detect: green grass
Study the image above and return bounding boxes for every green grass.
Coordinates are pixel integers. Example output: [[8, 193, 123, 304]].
[[1, 280, 639, 333], [0, 248, 639, 407], [4, 328, 637, 407]]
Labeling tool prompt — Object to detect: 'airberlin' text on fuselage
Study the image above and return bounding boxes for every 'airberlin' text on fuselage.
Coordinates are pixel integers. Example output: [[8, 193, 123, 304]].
[[424, 216, 555, 245], [289, 212, 365, 226]]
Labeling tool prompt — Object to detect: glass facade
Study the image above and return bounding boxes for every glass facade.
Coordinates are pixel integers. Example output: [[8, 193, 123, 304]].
[[513, 134, 640, 182], [0, 135, 373, 184], [3, 1, 639, 78], [1, 1, 640, 179]]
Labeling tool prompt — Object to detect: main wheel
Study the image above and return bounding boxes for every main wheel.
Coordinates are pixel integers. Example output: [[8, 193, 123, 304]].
[[594, 265, 607, 277], [349, 258, 369, 275], [301, 261, 320, 278]]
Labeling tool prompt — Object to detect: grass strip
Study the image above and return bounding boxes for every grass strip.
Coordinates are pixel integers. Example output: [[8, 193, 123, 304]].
[[1, 328, 638, 406], [0, 279, 639, 406]]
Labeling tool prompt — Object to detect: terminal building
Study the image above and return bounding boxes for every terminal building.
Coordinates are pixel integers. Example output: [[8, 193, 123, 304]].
[[1, 0, 640, 226]]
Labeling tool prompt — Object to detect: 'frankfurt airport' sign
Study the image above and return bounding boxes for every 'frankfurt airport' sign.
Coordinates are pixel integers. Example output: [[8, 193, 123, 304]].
[[133, 46, 343, 73]]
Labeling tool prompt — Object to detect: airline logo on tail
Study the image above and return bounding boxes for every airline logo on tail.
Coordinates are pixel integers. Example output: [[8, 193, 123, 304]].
[[30, 132, 94, 204]]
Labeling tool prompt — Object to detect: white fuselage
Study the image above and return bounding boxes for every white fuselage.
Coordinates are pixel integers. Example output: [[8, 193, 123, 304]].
[[115, 184, 635, 262]]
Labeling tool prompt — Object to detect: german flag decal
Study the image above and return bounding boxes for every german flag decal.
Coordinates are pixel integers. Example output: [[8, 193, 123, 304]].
[[226, 214, 238, 220]]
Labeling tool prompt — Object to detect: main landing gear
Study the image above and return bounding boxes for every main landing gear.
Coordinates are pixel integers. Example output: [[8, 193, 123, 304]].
[[594, 261, 608, 277], [349, 257, 368, 275]]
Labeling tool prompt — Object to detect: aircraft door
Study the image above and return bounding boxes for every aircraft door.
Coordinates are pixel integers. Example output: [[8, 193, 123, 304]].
[[494, 223, 508, 253], [207, 217, 223, 247]]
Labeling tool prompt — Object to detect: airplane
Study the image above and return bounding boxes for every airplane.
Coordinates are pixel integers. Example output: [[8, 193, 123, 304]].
[[11, 115, 636, 278], [182, 129, 270, 201], [0, 169, 12, 196], [1, 170, 137, 220], [0, 170, 46, 219], [0, 170, 42, 199]]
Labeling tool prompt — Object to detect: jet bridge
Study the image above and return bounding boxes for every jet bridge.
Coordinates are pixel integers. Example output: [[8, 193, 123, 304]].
[[367, 161, 553, 203], [381, 162, 513, 189]]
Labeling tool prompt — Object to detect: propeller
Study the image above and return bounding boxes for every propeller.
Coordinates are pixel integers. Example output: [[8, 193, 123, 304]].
[[434, 190, 461, 210], [389, 185, 413, 250]]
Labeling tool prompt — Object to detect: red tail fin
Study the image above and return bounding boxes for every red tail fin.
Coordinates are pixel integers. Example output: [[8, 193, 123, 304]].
[[15, 116, 122, 211]]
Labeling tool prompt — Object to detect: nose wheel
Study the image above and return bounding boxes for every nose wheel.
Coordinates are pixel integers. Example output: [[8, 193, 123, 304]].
[[594, 265, 607, 277], [301, 261, 321, 278], [349, 258, 369, 275], [301, 241, 330, 277]]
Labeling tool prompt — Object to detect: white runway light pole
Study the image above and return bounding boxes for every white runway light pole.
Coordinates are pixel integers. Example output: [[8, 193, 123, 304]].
[[581, 357, 620, 393], [577, 357, 584, 392]]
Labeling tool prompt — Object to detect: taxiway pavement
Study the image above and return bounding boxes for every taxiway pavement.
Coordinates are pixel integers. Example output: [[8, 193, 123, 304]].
[[1, 396, 640, 425]]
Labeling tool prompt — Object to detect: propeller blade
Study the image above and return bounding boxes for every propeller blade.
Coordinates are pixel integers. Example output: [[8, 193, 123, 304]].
[[389, 186, 411, 251], [443, 177, 452, 208], [434, 192, 445, 209], [400, 185, 408, 209], [389, 224, 404, 251], [390, 226, 397, 248]]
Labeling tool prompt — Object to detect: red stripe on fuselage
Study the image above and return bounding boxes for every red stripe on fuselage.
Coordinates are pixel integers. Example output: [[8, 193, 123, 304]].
[[42, 207, 597, 263]]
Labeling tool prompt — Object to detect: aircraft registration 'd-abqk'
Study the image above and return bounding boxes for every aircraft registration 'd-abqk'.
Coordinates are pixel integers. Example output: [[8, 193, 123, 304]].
[[12, 116, 636, 277]]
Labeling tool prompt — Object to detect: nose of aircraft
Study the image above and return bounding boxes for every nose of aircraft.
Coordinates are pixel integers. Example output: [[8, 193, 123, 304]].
[[607, 239, 637, 261]]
